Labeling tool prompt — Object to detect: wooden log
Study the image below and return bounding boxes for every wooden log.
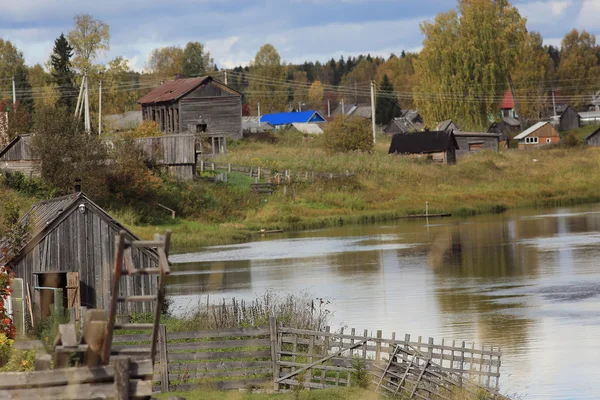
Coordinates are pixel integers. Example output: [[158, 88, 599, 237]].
[[113, 356, 130, 400], [84, 320, 107, 367], [158, 324, 169, 393], [375, 330, 382, 361]]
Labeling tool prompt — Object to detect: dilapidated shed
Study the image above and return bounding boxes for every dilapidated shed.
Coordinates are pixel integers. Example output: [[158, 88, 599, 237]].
[[0, 192, 159, 320], [0, 134, 39, 176], [388, 131, 459, 164], [585, 127, 600, 146], [435, 120, 460, 132], [559, 106, 580, 131], [454, 132, 501, 157], [138, 75, 242, 139]]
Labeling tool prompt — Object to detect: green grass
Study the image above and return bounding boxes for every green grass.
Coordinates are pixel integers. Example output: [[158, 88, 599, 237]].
[[560, 124, 599, 141], [152, 387, 378, 400]]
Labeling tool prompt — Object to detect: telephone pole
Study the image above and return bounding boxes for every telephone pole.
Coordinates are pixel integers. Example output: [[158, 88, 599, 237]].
[[257, 101, 261, 130], [75, 76, 85, 118], [98, 74, 103, 135], [370, 80, 376, 145], [84, 75, 91, 134], [552, 88, 557, 117], [12, 76, 16, 105], [224, 71, 228, 85]]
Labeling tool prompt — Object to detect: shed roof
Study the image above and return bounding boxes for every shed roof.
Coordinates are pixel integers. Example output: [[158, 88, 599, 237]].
[[514, 121, 549, 139], [585, 127, 600, 141], [291, 123, 324, 134], [260, 110, 326, 126], [384, 118, 417, 134], [0, 192, 152, 266], [435, 120, 459, 132], [388, 131, 459, 155], [137, 76, 241, 105], [503, 116, 520, 127]]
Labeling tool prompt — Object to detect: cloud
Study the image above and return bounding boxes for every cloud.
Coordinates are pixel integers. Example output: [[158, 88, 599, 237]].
[[577, 0, 600, 30], [516, 1, 573, 26]]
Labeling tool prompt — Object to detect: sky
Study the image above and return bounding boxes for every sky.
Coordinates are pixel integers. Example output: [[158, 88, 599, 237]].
[[0, 0, 598, 72]]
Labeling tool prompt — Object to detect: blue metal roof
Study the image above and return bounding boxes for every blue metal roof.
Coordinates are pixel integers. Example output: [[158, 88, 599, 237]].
[[260, 110, 326, 126]]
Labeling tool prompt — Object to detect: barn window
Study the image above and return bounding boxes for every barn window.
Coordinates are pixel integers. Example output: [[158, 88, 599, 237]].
[[196, 123, 207, 133], [469, 142, 483, 151], [532, 137, 539, 143]]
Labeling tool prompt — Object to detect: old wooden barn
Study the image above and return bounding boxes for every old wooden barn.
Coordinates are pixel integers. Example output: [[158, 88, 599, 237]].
[[0, 134, 39, 176], [388, 131, 459, 164], [559, 105, 580, 131], [454, 132, 501, 157], [138, 75, 242, 139], [0, 192, 159, 321]]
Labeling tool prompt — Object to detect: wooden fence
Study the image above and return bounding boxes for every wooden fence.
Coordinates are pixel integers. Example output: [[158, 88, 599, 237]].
[[0, 358, 153, 399], [199, 161, 354, 182], [109, 319, 501, 396]]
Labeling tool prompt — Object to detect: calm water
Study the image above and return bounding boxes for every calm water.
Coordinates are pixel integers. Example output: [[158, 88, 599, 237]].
[[167, 205, 600, 399]]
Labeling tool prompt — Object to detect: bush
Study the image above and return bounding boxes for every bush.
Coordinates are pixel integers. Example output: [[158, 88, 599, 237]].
[[124, 120, 163, 139], [562, 131, 581, 147], [323, 115, 374, 153], [350, 357, 370, 389]]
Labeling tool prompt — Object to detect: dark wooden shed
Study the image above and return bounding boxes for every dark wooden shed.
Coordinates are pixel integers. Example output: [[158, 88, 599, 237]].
[[138, 75, 242, 139], [388, 131, 459, 164], [454, 132, 501, 157], [0, 192, 159, 320], [585, 127, 600, 146], [559, 106, 580, 131], [0, 134, 39, 176]]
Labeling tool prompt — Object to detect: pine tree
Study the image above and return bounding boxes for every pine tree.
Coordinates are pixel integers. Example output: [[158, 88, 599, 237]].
[[50, 33, 76, 111], [375, 74, 401, 125]]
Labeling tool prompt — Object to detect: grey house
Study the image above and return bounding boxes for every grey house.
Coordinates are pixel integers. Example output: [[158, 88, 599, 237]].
[[559, 106, 580, 131], [0, 192, 159, 320], [454, 132, 501, 157], [138, 75, 243, 139]]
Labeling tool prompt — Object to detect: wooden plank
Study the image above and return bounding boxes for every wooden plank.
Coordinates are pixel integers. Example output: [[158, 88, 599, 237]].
[[168, 350, 271, 361], [158, 324, 169, 393], [375, 330, 382, 361], [306, 330, 315, 386], [57, 324, 78, 347], [269, 316, 279, 391], [113, 357, 130, 400], [320, 327, 330, 386], [278, 361, 353, 373], [0, 381, 151, 400]]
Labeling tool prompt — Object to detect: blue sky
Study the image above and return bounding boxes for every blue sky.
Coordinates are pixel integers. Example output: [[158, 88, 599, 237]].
[[0, 0, 598, 71]]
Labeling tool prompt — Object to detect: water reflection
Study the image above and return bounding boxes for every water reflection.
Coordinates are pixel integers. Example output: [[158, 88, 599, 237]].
[[167, 204, 600, 399]]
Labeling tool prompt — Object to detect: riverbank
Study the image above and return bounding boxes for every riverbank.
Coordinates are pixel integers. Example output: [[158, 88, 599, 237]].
[[131, 133, 600, 251]]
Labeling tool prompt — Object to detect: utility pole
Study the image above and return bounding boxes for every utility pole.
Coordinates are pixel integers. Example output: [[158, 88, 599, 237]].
[[257, 101, 261, 130], [370, 80, 376, 145], [98, 73, 103, 135], [84, 74, 91, 133], [224, 71, 228, 85], [327, 100, 331, 117], [341, 98, 345, 114], [298, 102, 302, 112], [552, 88, 557, 117], [12, 76, 16, 105], [75, 76, 85, 117]]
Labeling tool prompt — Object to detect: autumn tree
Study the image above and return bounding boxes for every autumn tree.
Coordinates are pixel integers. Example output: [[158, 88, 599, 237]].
[[247, 44, 287, 114], [50, 33, 76, 110], [376, 74, 401, 125], [147, 46, 184, 78], [511, 32, 553, 121], [376, 53, 419, 109], [557, 29, 600, 109], [68, 14, 110, 73], [0, 40, 32, 114], [0, 100, 30, 144], [182, 42, 214, 76], [340, 59, 377, 104], [291, 71, 309, 109], [308, 80, 324, 109], [101, 57, 138, 114], [415, 0, 527, 130]]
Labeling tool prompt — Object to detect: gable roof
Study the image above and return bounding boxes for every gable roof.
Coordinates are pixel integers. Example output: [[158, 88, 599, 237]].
[[260, 110, 326, 126], [585, 127, 600, 142], [399, 109, 422, 123], [388, 131, 459, 155], [0, 134, 33, 160], [501, 90, 514, 109], [0, 192, 153, 266], [384, 118, 417, 134], [514, 121, 550, 139], [560, 105, 579, 120], [137, 76, 241, 105], [435, 120, 459, 132]]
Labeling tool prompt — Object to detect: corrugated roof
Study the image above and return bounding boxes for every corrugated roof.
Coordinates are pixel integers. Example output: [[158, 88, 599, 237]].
[[137, 75, 243, 105], [260, 110, 326, 126], [579, 111, 600, 119], [514, 121, 549, 139], [388, 131, 459, 154], [292, 123, 324, 134], [503, 116, 520, 127]]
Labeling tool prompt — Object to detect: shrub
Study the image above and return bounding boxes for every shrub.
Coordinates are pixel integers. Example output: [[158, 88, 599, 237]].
[[350, 357, 370, 389], [562, 131, 581, 148], [124, 120, 163, 139], [323, 115, 374, 153]]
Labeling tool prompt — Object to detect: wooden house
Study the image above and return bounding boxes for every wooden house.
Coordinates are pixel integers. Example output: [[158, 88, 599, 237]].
[[454, 132, 501, 157], [388, 131, 459, 164], [585, 127, 600, 146], [514, 121, 560, 149], [260, 110, 326, 127], [0, 134, 39, 176], [435, 120, 460, 132], [0, 192, 159, 320], [559, 106, 580, 131], [137, 75, 242, 139]]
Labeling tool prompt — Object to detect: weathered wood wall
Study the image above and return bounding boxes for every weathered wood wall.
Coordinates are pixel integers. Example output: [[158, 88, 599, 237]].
[[455, 135, 499, 157], [180, 97, 242, 139], [134, 134, 197, 180], [560, 108, 580, 131], [586, 130, 600, 146], [0, 135, 34, 161], [15, 198, 158, 315], [0, 160, 40, 176]]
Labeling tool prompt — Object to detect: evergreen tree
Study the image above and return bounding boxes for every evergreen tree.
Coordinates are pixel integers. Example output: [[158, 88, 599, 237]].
[[375, 74, 401, 125], [14, 66, 33, 115], [50, 33, 76, 111]]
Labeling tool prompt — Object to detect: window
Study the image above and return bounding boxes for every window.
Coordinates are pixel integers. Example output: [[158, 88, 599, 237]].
[[525, 137, 539, 144], [469, 143, 483, 151], [546, 138, 551, 143]]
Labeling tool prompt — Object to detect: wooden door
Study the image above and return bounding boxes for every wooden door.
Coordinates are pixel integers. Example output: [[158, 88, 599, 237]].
[[66, 272, 81, 321]]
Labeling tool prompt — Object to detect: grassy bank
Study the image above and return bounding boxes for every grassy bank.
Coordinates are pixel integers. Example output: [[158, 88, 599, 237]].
[[124, 132, 600, 250]]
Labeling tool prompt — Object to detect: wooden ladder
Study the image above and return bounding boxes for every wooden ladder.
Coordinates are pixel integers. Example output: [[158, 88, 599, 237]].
[[102, 231, 171, 364]]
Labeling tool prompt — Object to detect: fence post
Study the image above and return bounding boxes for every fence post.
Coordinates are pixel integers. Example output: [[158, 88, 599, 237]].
[[113, 356, 130, 400], [269, 316, 280, 391], [228, 163, 231, 172], [375, 330, 382, 362], [249, 167, 253, 177], [158, 324, 169, 393], [211, 162, 215, 171], [258, 167, 261, 180]]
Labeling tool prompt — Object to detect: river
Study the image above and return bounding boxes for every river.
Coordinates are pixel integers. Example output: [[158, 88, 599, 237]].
[[167, 204, 600, 400]]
